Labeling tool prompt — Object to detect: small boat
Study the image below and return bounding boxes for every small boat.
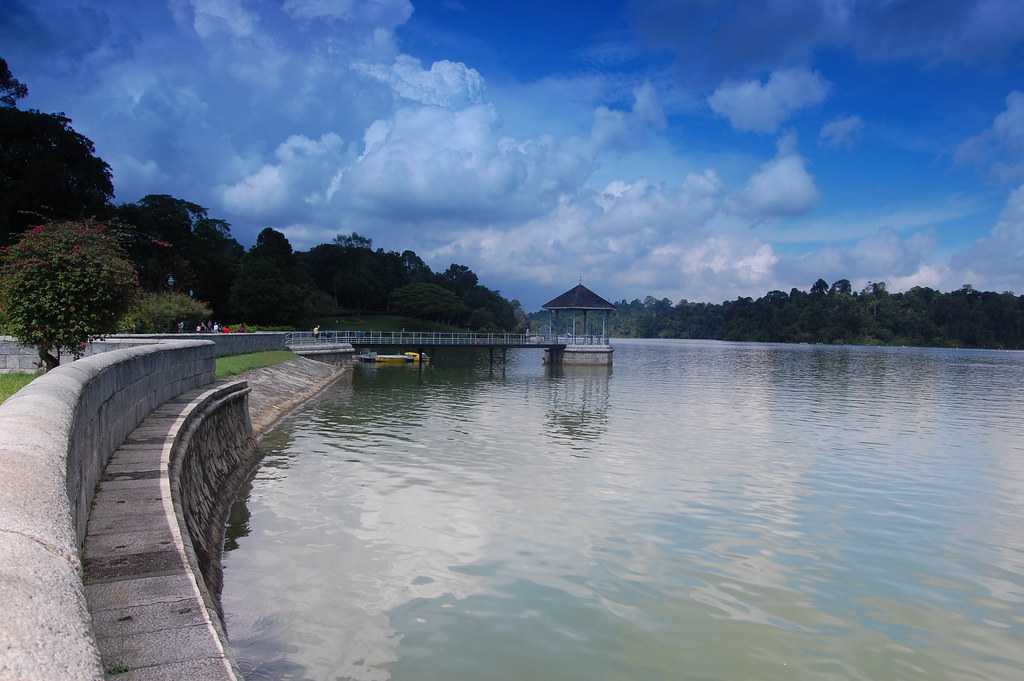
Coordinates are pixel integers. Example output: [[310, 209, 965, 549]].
[[355, 352, 429, 365], [403, 351, 430, 364], [356, 352, 411, 364]]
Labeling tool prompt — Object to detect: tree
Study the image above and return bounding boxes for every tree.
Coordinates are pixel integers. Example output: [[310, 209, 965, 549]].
[[0, 108, 113, 242], [810, 278, 829, 296], [114, 195, 244, 315], [115, 194, 204, 291], [250, 227, 295, 273], [438, 263, 479, 296], [830, 279, 852, 296], [0, 221, 139, 370], [228, 254, 309, 326], [1, 58, 28, 108], [334, 232, 373, 250], [189, 217, 244, 316], [401, 250, 432, 283], [390, 283, 466, 323]]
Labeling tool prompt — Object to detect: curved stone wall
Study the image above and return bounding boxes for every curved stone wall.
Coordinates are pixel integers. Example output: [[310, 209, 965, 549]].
[[0, 340, 215, 680], [1, 332, 286, 373], [171, 383, 258, 618], [112, 332, 287, 358]]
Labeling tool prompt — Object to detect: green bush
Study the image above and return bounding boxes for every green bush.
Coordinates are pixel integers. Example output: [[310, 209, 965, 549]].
[[0, 221, 139, 370], [120, 292, 212, 333]]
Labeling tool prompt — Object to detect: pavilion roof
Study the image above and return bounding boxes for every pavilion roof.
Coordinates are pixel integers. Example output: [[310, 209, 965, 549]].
[[542, 284, 616, 311]]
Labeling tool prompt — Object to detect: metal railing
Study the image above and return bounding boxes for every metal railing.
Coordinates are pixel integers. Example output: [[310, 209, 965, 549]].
[[284, 330, 609, 347]]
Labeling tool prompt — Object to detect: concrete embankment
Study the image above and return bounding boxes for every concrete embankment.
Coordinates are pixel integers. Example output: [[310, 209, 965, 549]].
[[0, 332, 288, 374], [0, 340, 216, 680], [84, 382, 251, 680], [0, 340, 346, 680], [243, 356, 343, 435]]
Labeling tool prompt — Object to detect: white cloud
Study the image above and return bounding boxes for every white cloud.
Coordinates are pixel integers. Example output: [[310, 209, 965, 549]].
[[283, 0, 413, 26], [708, 68, 829, 133], [777, 227, 944, 295], [952, 184, 1024, 291], [297, 77, 669, 229], [763, 197, 979, 243], [224, 91, 833, 303], [426, 162, 804, 303], [590, 81, 666, 150], [886, 264, 948, 291], [993, 93, 1024, 149], [956, 91, 1024, 181], [220, 133, 349, 218], [734, 133, 819, 217], [340, 104, 595, 223], [188, 0, 257, 38], [353, 55, 485, 108], [819, 115, 864, 148], [109, 154, 169, 200]]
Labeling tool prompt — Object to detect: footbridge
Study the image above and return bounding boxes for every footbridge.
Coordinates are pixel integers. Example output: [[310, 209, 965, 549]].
[[284, 331, 613, 365], [285, 330, 608, 349]]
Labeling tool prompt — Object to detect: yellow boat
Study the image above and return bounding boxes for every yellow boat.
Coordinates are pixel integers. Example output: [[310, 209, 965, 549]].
[[355, 352, 429, 365], [356, 352, 411, 364], [377, 354, 412, 364], [403, 352, 430, 364]]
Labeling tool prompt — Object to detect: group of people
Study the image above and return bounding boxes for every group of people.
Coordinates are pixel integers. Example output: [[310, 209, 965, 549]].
[[177, 320, 248, 334]]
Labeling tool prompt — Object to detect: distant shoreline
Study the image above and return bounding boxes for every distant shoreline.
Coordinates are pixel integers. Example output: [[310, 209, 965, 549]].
[[606, 336, 1024, 352]]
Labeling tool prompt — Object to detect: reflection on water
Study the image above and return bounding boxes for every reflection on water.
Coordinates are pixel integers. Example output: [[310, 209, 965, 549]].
[[544, 364, 611, 444], [222, 340, 1024, 681]]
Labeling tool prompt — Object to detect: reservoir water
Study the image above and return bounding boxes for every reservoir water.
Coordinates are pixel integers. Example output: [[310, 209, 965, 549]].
[[221, 339, 1024, 680]]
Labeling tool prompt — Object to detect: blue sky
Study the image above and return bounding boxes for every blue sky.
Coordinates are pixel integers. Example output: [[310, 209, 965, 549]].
[[4, 0, 1023, 308]]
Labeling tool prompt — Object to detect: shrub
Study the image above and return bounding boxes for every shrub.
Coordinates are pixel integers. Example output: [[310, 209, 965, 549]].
[[0, 220, 139, 370], [120, 292, 212, 333]]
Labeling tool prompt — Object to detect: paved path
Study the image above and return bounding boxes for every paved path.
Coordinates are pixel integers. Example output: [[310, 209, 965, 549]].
[[83, 387, 239, 681], [82, 357, 347, 679]]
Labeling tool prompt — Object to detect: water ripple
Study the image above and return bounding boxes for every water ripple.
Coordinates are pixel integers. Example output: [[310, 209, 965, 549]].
[[222, 340, 1024, 681]]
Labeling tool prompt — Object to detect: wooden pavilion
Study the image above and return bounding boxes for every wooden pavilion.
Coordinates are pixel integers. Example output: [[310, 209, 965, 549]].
[[541, 283, 616, 340]]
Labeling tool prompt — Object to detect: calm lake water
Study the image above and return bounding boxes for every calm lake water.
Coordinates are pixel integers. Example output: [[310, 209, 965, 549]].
[[221, 339, 1024, 681]]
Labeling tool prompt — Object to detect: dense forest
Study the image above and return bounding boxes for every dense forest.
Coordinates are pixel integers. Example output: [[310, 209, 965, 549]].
[[0, 59, 521, 331], [590, 279, 1024, 349]]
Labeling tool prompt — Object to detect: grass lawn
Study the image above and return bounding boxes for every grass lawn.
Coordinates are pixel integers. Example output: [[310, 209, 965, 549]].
[[215, 350, 295, 379], [0, 373, 35, 404], [318, 314, 462, 333]]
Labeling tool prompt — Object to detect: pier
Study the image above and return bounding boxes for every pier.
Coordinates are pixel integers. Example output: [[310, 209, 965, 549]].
[[283, 331, 612, 366], [284, 284, 617, 366]]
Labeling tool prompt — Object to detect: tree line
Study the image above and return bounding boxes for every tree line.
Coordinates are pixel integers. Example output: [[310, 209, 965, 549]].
[[0, 58, 521, 332], [598, 279, 1024, 350]]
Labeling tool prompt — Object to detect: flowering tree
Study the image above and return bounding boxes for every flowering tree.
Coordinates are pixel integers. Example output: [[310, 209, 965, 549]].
[[0, 221, 139, 371]]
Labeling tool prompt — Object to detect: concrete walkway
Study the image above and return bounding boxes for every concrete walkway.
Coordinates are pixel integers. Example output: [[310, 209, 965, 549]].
[[82, 357, 347, 679], [83, 387, 239, 681]]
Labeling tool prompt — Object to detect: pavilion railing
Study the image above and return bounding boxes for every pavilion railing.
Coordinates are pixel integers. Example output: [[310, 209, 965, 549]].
[[283, 331, 609, 347]]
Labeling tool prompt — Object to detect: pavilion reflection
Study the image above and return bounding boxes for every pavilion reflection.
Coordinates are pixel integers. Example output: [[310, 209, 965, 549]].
[[543, 364, 612, 444]]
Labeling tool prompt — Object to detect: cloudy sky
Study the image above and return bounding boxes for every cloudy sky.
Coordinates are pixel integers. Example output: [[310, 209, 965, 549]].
[[4, 0, 1023, 308]]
